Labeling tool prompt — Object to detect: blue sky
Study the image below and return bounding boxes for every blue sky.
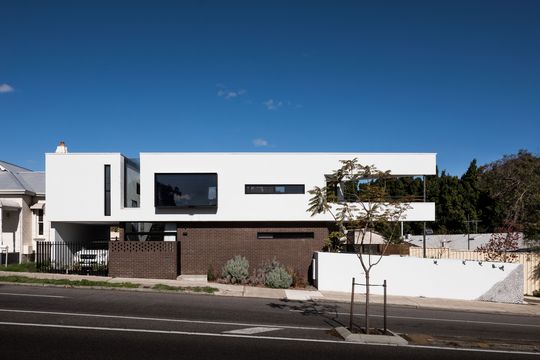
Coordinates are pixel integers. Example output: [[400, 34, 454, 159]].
[[1, 1, 539, 175]]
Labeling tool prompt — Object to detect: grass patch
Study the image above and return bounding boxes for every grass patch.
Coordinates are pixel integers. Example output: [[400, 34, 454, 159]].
[[152, 283, 218, 294], [1, 262, 37, 272], [0, 275, 139, 288]]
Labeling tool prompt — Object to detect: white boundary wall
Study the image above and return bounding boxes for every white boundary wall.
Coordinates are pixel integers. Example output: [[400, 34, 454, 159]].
[[409, 248, 540, 296], [313, 252, 524, 303]]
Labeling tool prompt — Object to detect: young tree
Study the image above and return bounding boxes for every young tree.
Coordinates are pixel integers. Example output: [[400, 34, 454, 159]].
[[307, 159, 411, 333], [477, 223, 519, 263]]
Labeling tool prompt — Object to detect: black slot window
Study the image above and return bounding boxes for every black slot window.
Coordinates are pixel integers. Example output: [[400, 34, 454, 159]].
[[245, 184, 305, 194], [257, 232, 314, 239], [104, 165, 111, 216]]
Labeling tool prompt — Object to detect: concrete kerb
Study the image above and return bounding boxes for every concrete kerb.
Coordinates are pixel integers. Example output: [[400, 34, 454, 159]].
[[335, 326, 408, 345]]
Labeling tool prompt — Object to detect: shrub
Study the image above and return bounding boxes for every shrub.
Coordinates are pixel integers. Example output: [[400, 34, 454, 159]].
[[207, 265, 217, 282], [533, 289, 540, 297], [222, 255, 249, 284], [286, 266, 305, 288], [265, 266, 293, 289], [249, 258, 281, 286]]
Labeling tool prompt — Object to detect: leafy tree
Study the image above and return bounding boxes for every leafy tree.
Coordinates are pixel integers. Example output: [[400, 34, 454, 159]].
[[479, 150, 540, 243], [307, 159, 410, 333]]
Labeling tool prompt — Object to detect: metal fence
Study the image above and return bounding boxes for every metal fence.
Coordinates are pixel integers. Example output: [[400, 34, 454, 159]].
[[36, 241, 109, 276]]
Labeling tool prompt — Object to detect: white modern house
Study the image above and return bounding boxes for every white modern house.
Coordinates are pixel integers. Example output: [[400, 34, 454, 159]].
[[0, 160, 47, 263], [45, 150, 436, 279]]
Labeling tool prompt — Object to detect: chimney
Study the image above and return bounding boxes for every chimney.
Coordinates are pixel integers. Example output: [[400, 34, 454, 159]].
[[55, 141, 68, 154]]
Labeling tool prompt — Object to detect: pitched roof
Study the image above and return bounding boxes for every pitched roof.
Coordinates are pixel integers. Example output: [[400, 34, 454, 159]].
[[0, 160, 45, 195], [0, 160, 32, 173]]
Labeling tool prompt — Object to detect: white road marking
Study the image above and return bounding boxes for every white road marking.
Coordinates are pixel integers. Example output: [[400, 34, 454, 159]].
[[404, 343, 540, 356], [289, 309, 540, 328], [0, 308, 327, 331], [224, 327, 281, 334], [0, 292, 67, 299], [0, 321, 539, 356]]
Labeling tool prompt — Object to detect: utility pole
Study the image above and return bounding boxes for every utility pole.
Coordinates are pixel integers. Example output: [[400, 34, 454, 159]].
[[465, 216, 481, 251]]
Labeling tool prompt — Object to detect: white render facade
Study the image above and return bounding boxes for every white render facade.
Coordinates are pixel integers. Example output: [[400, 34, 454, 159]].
[[45, 151, 436, 280], [46, 152, 436, 224]]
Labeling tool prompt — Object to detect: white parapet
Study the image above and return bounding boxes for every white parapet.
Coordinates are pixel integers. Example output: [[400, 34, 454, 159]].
[[313, 252, 523, 303]]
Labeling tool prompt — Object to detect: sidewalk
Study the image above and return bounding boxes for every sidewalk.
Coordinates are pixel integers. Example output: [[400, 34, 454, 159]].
[[1, 270, 539, 316]]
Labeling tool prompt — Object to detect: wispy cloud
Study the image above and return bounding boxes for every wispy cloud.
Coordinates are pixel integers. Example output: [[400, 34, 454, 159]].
[[217, 84, 246, 100], [263, 99, 302, 110], [252, 138, 269, 147], [0, 83, 14, 93], [263, 99, 283, 110]]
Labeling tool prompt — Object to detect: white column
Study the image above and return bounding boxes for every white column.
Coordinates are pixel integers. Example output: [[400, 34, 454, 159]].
[[18, 208, 23, 263]]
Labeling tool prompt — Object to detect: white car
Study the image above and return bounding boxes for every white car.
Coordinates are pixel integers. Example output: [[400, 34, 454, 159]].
[[73, 249, 108, 268]]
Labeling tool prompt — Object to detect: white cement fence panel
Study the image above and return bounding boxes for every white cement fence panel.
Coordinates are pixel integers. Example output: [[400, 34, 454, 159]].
[[409, 248, 539, 296], [313, 252, 523, 303]]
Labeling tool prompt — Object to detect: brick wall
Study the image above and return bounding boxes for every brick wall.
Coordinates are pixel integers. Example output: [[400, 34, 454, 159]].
[[179, 222, 330, 281], [109, 241, 178, 279]]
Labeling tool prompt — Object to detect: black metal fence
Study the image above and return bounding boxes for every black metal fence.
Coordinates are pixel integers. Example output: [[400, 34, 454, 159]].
[[36, 241, 109, 276]]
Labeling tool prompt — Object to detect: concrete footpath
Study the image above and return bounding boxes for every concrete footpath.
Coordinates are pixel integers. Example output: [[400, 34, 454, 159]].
[[1, 270, 539, 316]]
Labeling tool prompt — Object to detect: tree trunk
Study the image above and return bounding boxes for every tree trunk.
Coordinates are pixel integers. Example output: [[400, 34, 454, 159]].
[[365, 271, 370, 334]]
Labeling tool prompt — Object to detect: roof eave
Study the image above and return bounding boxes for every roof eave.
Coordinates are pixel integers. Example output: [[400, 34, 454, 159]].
[[0, 190, 36, 196]]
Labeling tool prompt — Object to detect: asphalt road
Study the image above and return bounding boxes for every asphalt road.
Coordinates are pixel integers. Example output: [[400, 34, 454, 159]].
[[0, 284, 539, 359]]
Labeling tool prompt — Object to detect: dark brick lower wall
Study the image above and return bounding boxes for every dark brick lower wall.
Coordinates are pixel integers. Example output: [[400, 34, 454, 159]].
[[179, 222, 330, 281], [109, 241, 178, 279]]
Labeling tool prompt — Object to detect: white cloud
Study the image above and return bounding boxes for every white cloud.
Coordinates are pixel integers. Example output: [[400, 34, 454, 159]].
[[217, 85, 246, 100], [0, 84, 14, 93], [252, 138, 269, 147], [263, 99, 283, 110]]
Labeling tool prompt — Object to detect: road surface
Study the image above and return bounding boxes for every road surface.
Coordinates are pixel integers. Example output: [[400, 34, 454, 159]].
[[0, 284, 538, 359]]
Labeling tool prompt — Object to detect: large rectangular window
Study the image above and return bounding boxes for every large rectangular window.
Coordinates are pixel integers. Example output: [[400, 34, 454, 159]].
[[104, 165, 111, 216], [155, 173, 218, 208], [245, 184, 305, 194]]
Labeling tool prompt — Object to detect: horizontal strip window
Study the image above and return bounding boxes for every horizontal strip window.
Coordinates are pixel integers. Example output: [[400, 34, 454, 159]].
[[257, 232, 314, 239], [245, 184, 305, 194]]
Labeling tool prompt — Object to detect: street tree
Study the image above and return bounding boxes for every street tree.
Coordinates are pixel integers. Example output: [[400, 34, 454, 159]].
[[307, 159, 410, 333], [479, 150, 540, 244]]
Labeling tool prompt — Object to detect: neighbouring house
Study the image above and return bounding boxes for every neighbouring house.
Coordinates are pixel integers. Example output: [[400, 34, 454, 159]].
[[45, 149, 436, 280], [405, 233, 529, 251], [0, 160, 47, 264]]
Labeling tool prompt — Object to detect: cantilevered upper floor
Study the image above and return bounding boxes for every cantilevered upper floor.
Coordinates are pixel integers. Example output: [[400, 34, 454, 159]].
[[45, 152, 436, 223]]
